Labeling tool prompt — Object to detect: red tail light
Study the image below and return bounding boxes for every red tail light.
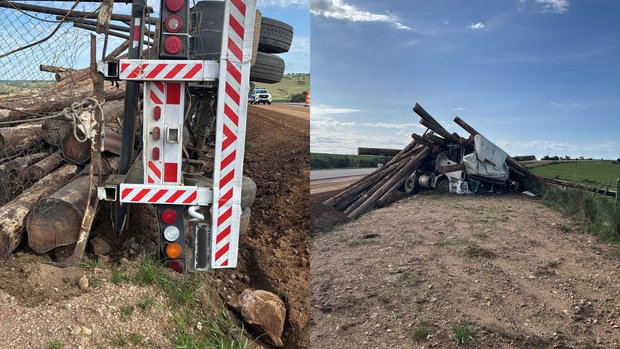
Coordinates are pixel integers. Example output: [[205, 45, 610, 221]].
[[153, 106, 161, 121], [164, 36, 182, 54], [164, 260, 184, 273], [161, 208, 177, 224], [165, 15, 183, 33], [165, 0, 183, 12], [152, 146, 160, 160]]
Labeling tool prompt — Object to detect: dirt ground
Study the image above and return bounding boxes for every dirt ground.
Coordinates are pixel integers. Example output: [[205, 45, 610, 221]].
[[311, 191, 620, 348], [0, 104, 309, 349]]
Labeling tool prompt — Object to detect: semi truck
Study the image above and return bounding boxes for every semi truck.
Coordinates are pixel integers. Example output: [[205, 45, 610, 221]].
[[96, 0, 292, 272]]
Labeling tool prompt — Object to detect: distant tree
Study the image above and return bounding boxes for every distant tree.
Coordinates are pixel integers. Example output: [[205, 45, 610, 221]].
[[563, 155, 571, 160], [290, 91, 307, 103]]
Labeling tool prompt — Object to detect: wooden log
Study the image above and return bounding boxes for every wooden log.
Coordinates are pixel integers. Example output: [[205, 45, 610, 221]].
[[0, 164, 78, 257], [27, 156, 118, 254], [342, 146, 426, 213], [29, 151, 63, 180], [411, 134, 435, 148], [323, 141, 422, 208], [0, 152, 48, 172], [453, 116, 479, 136], [439, 163, 466, 173], [347, 147, 431, 219], [40, 64, 75, 74], [357, 147, 400, 157], [42, 99, 124, 146], [62, 133, 90, 164], [0, 124, 44, 156], [541, 177, 616, 198], [105, 39, 130, 60]]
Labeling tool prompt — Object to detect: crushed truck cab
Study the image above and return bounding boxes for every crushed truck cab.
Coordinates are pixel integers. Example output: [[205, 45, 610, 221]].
[[406, 134, 511, 195]]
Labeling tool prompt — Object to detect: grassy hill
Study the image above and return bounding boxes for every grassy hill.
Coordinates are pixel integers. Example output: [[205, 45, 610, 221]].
[[531, 161, 620, 186], [258, 73, 309, 102]]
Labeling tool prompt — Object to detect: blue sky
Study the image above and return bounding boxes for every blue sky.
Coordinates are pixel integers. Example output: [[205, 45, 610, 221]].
[[310, 0, 620, 159], [0, 0, 308, 82]]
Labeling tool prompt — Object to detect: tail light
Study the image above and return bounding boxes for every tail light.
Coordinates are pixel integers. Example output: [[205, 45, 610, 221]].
[[159, 0, 188, 59], [165, 243, 183, 259], [161, 208, 177, 224]]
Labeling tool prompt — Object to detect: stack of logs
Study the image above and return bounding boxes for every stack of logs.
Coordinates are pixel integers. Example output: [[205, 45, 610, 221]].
[[323, 103, 541, 219], [0, 62, 126, 257]]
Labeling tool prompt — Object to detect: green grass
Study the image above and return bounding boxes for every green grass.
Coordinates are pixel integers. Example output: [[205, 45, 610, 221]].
[[531, 161, 620, 187], [541, 185, 620, 241], [129, 332, 145, 345], [48, 339, 63, 349], [119, 305, 135, 321], [126, 252, 251, 348], [412, 320, 431, 341], [137, 295, 155, 310], [452, 321, 474, 345], [259, 73, 309, 102], [0, 80, 54, 95], [311, 152, 391, 170]]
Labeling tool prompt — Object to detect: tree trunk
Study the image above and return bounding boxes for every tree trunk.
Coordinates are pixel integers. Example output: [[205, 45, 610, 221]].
[[62, 133, 90, 164], [27, 157, 118, 253], [0, 152, 49, 172], [0, 164, 78, 257], [0, 124, 44, 156], [29, 151, 63, 180]]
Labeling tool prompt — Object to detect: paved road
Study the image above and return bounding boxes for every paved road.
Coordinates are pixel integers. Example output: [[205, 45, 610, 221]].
[[310, 168, 376, 181]]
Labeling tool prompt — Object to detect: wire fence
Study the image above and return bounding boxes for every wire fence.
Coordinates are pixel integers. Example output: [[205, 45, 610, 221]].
[[0, 1, 134, 205]]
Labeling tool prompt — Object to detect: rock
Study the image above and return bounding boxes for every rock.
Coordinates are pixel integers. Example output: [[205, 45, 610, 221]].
[[241, 176, 257, 210], [78, 275, 89, 291], [98, 255, 110, 264], [90, 237, 112, 256], [231, 289, 286, 347], [240, 207, 252, 235], [82, 327, 92, 336]]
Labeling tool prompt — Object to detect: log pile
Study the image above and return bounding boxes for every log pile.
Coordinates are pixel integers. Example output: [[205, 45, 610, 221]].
[[0, 59, 125, 257], [324, 103, 543, 219]]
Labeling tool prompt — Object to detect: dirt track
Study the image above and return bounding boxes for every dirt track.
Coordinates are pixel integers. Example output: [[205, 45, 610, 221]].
[[311, 192, 620, 348], [0, 104, 309, 348]]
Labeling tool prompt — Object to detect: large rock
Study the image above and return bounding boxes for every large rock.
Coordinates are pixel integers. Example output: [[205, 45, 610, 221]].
[[241, 176, 257, 210], [231, 289, 286, 347], [240, 207, 251, 235], [89, 237, 111, 256]]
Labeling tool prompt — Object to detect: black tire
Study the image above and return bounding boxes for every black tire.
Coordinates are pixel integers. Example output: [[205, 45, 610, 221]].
[[268, 101, 271, 105], [404, 172, 420, 195], [435, 178, 450, 193], [250, 52, 284, 84], [259, 17, 293, 54]]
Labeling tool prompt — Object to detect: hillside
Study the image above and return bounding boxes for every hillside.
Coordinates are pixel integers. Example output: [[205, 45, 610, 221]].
[[259, 73, 309, 102]]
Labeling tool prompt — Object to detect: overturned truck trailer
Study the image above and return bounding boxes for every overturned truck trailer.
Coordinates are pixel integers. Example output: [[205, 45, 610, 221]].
[[404, 134, 511, 195]]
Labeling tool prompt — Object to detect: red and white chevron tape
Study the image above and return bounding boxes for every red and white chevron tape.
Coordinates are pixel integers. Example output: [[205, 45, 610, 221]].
[[119, 61, 203, 81], [146, 160, 162, 184], [120, 185, 198, 205], [211, 0, 252, 269]]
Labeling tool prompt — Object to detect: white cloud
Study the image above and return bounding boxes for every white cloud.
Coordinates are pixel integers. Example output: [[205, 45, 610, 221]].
[[288, 35, 310, 54], [535, 0, 569, 13], [443, 19, 450, 25], [311, 0, 412, 30], [311, 113, 424, 153], [495, 139, 617, 158], [452, 107, 465, 112], [312, 104, 361, 116], [468, 22, 485, 30], [258, 0, 309, 7]]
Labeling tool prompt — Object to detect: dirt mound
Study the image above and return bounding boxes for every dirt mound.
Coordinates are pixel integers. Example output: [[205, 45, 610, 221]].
[[312, 193, 620, 348], [311, 190, 350, 237]]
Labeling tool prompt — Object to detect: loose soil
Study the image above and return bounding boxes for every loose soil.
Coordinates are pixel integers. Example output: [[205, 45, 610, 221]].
[[0, 105, 309, 349], [312, 192, 620, 348]]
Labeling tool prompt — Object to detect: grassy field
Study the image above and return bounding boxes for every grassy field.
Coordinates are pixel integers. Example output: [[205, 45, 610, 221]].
[[259, 73, 309, 102], [311, 153, 391, 169], [531, 161, 620, 187], [0, 80, 54, 95]]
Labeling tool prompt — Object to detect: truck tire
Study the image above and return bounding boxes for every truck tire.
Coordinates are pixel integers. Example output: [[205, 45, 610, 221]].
[[250, 52, 284, 84], [259, 17, 293, 54], [435, 178, 450, 193], [404, 172, 420, 195]]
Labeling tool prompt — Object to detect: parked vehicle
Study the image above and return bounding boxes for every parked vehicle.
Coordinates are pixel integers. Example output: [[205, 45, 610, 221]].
[[251, 87, 272, 104]]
